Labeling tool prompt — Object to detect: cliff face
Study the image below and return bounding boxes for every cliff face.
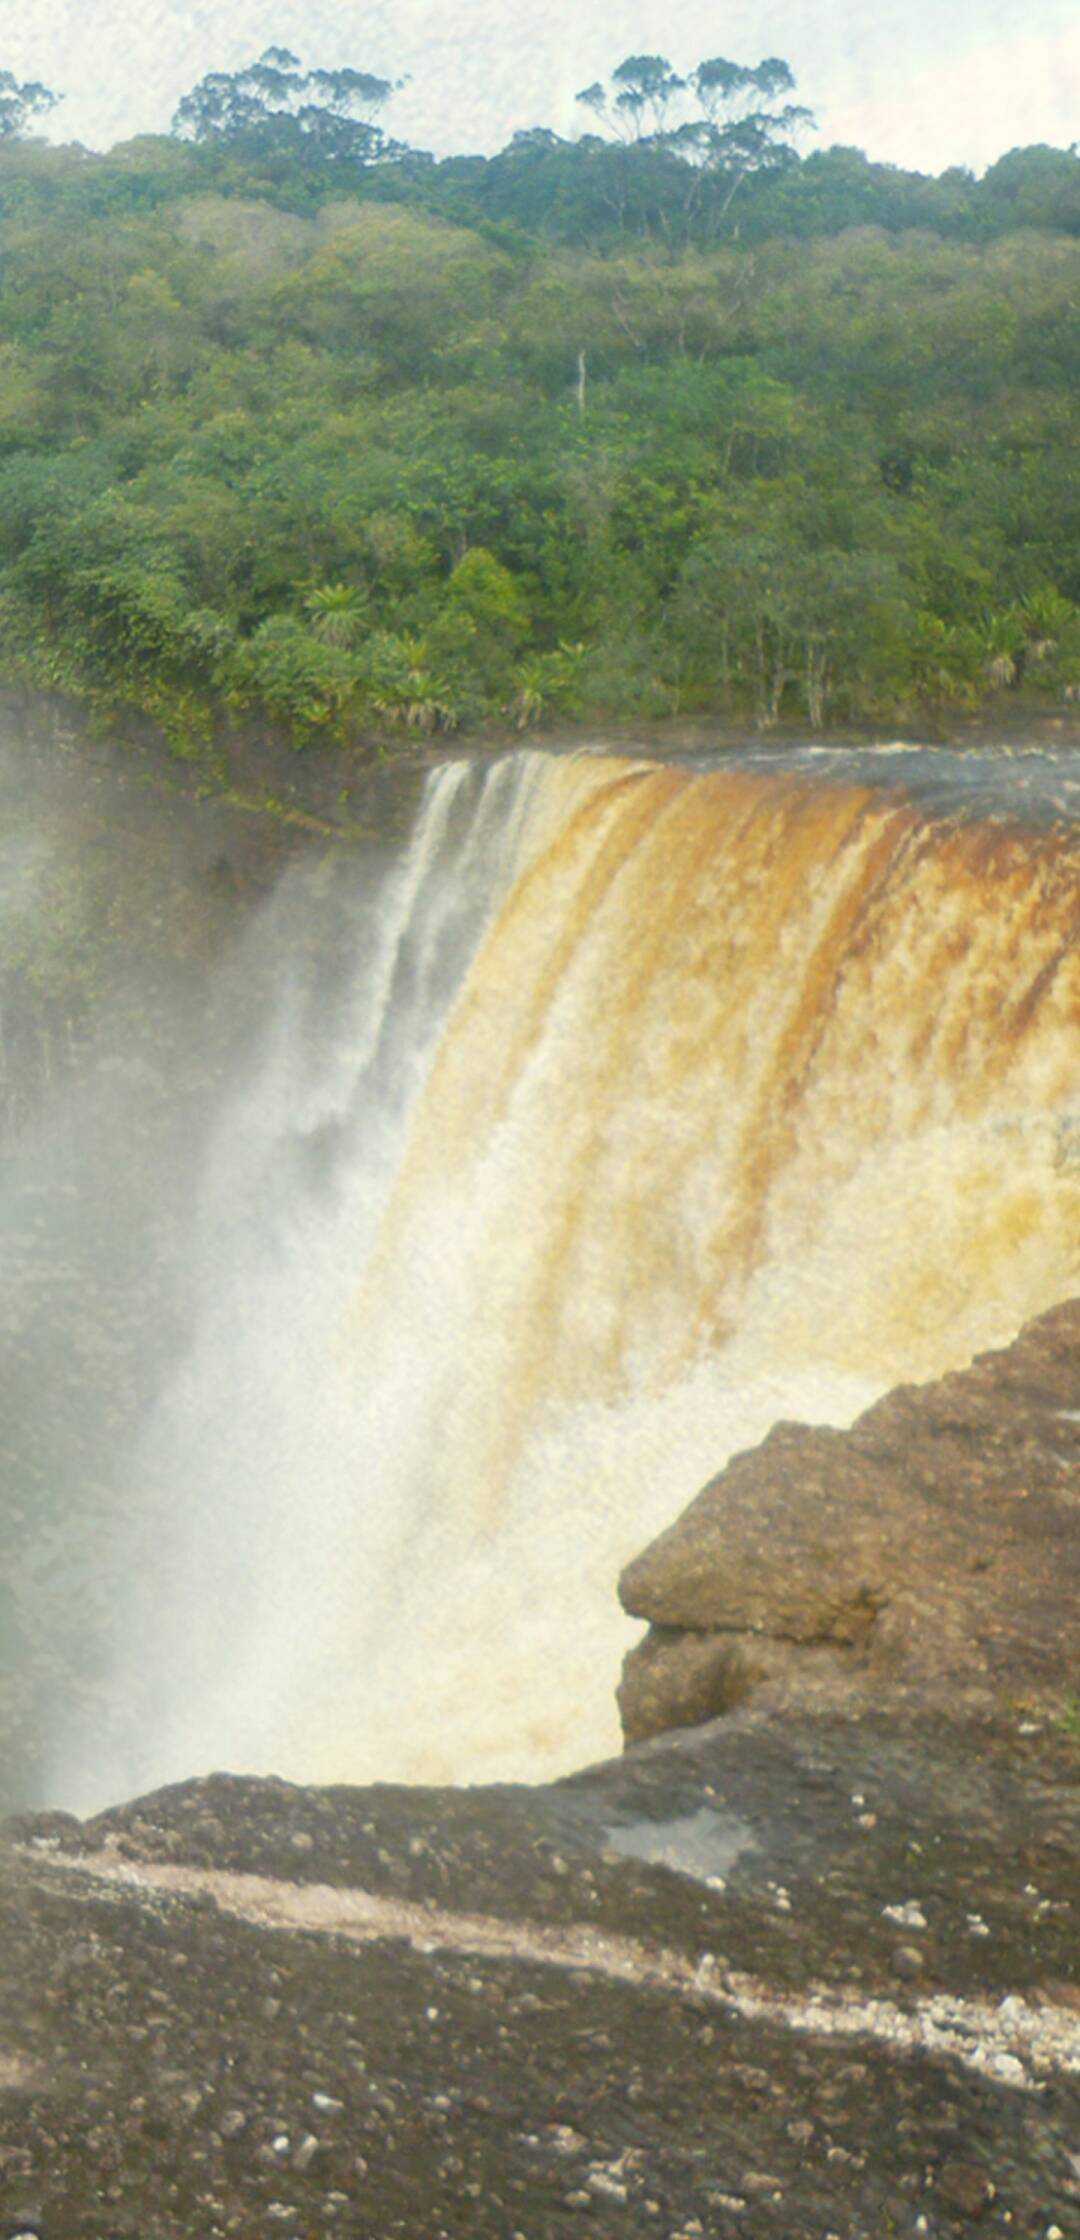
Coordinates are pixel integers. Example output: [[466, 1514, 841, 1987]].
[[619, 1299, 1080, 1743]]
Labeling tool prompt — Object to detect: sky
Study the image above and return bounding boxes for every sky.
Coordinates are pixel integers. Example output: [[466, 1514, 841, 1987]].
[[4, 0, 1078, 177]]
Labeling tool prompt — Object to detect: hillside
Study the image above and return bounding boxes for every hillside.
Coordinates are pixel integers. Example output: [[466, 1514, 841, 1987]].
[[0, 116, 1077, 751]]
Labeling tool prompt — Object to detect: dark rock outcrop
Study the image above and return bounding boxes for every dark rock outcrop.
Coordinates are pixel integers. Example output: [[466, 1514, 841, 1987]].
[[4, 1711, 1080, 2237], [619, 1300, 1080, 1743]]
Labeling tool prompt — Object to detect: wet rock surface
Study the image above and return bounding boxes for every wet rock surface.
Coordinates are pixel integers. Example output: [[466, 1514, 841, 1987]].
[[3, 1709, 1079, 2237], [619, 1302, 1080, 1742]]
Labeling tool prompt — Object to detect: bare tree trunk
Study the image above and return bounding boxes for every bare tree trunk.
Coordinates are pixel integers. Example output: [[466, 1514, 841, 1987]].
[[806, 642, 828, 728]]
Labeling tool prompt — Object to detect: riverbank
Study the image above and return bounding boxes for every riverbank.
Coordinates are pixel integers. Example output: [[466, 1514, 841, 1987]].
[[5, 683, 1080, 842]]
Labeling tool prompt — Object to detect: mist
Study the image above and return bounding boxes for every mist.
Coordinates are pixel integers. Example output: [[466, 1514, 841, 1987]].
[[0, 716, 342, 1812]]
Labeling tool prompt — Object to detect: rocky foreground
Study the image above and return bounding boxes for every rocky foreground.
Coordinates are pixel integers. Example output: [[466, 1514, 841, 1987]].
[[2, 1711, 1079, 2239], [2, 1303, 1079, 2239]]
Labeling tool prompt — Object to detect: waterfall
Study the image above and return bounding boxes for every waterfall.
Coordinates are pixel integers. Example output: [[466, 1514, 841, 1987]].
[[53, 749, 1080, 1808]]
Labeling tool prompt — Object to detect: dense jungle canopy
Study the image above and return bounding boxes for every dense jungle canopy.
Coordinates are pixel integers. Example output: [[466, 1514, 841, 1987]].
[[0, 49, 1078, 747]]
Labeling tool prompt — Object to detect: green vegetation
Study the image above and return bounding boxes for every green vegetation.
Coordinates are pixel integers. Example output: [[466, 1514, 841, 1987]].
[[0, 48, 1077, 750], [1058, 1693, 1080, 1745]]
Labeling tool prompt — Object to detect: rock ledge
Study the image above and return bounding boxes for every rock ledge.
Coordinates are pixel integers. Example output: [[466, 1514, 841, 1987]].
[[619, 1299, 1080, 1742]]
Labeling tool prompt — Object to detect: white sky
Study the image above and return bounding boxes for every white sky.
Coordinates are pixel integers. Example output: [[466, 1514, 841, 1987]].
[[6, 0, 1079, 176]]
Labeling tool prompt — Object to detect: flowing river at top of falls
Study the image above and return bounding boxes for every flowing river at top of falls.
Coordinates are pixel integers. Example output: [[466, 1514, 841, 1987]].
[[52, 746, 1080, 1809]]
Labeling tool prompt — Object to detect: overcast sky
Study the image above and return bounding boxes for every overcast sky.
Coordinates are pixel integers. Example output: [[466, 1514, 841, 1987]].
[[5, 0, 1078, 176]]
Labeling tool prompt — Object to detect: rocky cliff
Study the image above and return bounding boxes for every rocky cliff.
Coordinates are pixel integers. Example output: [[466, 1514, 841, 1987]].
[[619, 1300, 1080, 1743]]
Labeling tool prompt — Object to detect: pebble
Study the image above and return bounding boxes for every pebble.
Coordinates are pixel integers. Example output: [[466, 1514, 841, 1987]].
[[292, 2133, 321, 2171], [548, 2126, 588, 2156], [891, 1945, 925, 1980], [937, 2161, 997, 2215], [218, 2108, 247, 2138], [998, 1994, 1030, 2025], [587, 2172, 628, 2202], [987, 2052, 1027, 2086], [883, 1901, 928, 1930]]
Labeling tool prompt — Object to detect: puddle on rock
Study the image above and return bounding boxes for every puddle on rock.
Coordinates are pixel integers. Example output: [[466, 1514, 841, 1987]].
[[603, 1805, 756, 1884]]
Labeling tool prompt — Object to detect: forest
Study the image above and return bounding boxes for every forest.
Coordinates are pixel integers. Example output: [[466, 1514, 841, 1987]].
[[0, 48, 1078, 749]]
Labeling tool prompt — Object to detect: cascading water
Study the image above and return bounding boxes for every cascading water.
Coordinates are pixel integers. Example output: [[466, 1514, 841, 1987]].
[[46, 747, 1080, 1810]]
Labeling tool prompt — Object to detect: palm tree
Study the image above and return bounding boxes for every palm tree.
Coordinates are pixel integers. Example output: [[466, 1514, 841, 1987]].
[[1020, 587, 1077, 667], [980, 607, 1025, 688], [302, 581, 370, 649]]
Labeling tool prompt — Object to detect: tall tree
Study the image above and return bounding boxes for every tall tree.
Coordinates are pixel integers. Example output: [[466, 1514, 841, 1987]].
[[576, 56, 687, 142], [171, 48, 402, 167], [0, 70, 61, 139], [575, 51, 812, 218], [675, 57, 813, 211]]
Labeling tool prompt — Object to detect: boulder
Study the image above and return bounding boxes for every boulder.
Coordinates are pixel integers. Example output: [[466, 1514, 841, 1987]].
[[619, 1299, 1080, 1742]]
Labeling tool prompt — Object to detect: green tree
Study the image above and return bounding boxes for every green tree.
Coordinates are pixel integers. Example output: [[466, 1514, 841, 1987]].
[[575, 50, 812, 227], [576, 57, 687, 142], [673, 57, 813, 218], [303, 580, 370, 646], [172, 48, 402, 168], [981, 145, 1080, 236], [0, 71, 60, 140], [229, 613, 358, 739]]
